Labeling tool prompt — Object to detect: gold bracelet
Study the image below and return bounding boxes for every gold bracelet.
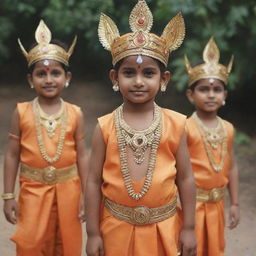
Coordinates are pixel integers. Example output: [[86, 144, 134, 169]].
[[1, 193, 15, 200]]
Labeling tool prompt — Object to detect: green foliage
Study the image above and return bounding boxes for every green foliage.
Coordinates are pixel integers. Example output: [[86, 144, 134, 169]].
[[0, 0, 255, 93], [234, 130, 251, 146]]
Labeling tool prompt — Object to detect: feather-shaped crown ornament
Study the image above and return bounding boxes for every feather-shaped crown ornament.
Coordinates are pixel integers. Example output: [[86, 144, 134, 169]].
[[185, 37, 234, 86], [98, 0, 185, 67], [18, 20, 77, 67]]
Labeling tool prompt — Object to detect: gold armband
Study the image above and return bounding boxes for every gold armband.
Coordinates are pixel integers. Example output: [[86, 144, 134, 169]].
[[1, 193, 15, 200]]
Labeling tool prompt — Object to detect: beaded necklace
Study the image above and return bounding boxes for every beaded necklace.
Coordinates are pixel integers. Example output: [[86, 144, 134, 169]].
[[192, 112, 227, 172], [32, 97, 67, 164], [114, 103, 162, 200]]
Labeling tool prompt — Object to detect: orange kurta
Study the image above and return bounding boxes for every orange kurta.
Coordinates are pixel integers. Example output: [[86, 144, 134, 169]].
[[98, 107, 186, 256], [12, 101, 82, 256], [186, 116, 234, 256]]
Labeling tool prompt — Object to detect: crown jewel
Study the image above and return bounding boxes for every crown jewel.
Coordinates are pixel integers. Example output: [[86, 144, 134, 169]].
[[98, 0, 185, 67], [18, 20, 77, 67], [185, 37, 234, 86]]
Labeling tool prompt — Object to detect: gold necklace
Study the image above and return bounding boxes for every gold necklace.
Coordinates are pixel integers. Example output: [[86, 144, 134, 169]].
[[37, 98, 65, 138], [118, 103, 161, 164], [192, 112, 227, 172], [114, 103, 162, 200], [32, 97, 67, 164]]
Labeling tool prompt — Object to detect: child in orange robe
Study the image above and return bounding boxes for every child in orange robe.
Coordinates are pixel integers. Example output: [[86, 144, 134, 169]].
[[86, 1, 197, 256], [185, 37, 240, 256], [2, 20, 87, 256]]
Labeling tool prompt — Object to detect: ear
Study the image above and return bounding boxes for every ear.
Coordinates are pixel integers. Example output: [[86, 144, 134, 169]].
[[27, 74, 33, 88], [186, 89, 194, 104], [109, 69, 118, 84], [66, 71, 72, 83], [161, 71, 171, 84]]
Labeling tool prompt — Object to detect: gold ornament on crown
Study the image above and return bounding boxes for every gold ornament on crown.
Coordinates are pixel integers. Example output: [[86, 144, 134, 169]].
[[184, 37, 234, 86], [18, 20, 77, 67], [98, 0, 185, 67]]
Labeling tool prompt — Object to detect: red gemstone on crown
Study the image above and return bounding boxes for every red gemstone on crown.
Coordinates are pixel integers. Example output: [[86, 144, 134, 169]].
[[137, 34, 144, 44], [138, 18, 144, 25]]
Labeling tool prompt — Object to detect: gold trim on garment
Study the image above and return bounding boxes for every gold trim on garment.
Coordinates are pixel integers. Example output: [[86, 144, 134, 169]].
[[105, 197, 177, 225], [20, 163, 78, 185]]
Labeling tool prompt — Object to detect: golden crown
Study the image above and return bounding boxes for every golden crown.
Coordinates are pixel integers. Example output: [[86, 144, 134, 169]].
[[185, 37, 234, 86], [18, 20, 77, 67], [98, 0, 185, 67]]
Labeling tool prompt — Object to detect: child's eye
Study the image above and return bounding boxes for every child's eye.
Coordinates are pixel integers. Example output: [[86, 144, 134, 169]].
[[144, 70, 154, 76], [214, 86, 223, 92], [123, 70, 134, 76], [52, 70, 62, 76], [36, 71, 45, 77]]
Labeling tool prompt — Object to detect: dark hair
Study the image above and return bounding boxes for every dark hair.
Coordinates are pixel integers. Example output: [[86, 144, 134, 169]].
[[189, 78, 226, 91], [113, 56, 167, 74], [28, 39, 69, 74]]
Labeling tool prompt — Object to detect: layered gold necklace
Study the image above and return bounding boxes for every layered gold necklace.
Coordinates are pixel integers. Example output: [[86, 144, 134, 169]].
[[32, 97, 67, 164], [114, 103, 162, 200], [192, 112, 227, 172]]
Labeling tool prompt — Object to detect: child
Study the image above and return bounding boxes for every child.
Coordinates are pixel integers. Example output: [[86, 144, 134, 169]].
[[86, 1, 197, 256], [2, 20, 87, 256], [184, 37, 240, 256]]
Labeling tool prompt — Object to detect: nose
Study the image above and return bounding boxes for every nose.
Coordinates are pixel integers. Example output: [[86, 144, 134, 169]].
[[134, 74, 144, 88], [45, 73, 53, 84], [208, 89, 215, 98]]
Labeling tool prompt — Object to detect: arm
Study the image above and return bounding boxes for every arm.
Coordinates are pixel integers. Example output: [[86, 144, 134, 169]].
[[175, 130, 197, 256], [75, 111, 88, 222], [85, 123, 106, 256], [3, 108, 21, 224], [227, 148, 240, 229]]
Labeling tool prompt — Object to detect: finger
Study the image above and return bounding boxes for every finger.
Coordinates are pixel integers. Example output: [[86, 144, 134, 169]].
[[6, 213, 16, 224]]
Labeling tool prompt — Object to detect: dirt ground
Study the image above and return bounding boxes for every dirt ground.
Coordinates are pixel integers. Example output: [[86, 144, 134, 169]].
[[0, 80, 255, 255]]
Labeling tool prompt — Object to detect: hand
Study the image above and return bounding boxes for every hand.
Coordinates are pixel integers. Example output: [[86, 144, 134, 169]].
[[78, 195, 86, 223], [3, 199, 19, 224], [86, 235, 104, 256], [228, 205, 240, 229], [179, 228, 197, 256]]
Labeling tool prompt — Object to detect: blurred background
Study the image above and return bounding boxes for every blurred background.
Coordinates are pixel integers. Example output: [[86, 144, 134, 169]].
[[0, 0, 255, 255]]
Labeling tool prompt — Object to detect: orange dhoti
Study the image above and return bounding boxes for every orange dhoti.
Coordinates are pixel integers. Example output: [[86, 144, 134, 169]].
[[98, 108, 186, 256], [186, 117, 234, 256], [13, 102, 83, 256]]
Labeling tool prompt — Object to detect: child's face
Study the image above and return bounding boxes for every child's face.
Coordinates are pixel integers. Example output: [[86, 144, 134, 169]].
[[27, 59, 71, 99], [110, 55, 170, 104], [187, 78, 227, 113]]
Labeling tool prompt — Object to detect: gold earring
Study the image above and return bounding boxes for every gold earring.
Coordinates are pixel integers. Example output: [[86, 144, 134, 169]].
[[160, 82, 167, 92], [112, 82, 119, 92]]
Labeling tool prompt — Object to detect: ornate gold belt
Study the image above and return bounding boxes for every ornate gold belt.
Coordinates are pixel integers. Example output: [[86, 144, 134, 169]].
[[196, 187, 225, 203], [20, 163, 78, 185], [104, 197, 177, 225]]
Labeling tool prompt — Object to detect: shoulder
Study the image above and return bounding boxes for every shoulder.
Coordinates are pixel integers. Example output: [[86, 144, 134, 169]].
[[65, 101, 82, 114], [222, 118, 235, 136], [98, 112, 114, 128], [16, 101, 32, 118], [161, 108, 187, 128]]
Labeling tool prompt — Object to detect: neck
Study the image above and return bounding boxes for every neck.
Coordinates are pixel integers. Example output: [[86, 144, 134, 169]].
[[195, 109, 218, 121], [37, 96, 62, 106], [122, 99, 155, 114]]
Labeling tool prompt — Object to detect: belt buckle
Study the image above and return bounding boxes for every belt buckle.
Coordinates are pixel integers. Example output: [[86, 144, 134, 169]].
[[43, 166, 57, 184], [210, 188, 221, 202], [131, 206, 151, 225]]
